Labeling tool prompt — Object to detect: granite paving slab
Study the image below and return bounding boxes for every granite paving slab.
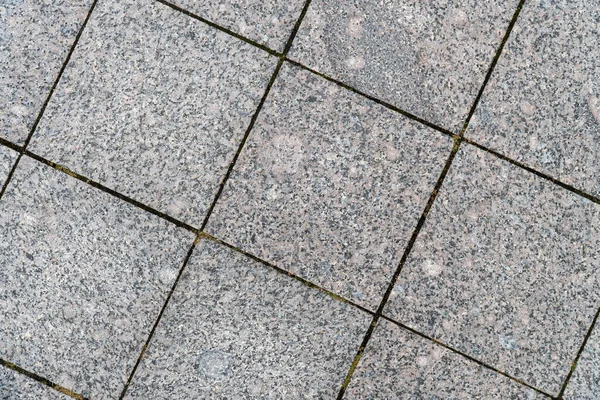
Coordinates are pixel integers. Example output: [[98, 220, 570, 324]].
[[344, 318, 546, 399], [0, 156, 194, 399], [0, 146, 18, 187], [169, 0, 306, 52], [124, 239, 370, 399], [0, 364, 68, 400], [467, 0, 600, 196], [384, 144, 600, 395], [289, 0, 520, 132], [564, 321, 600, 399], [0, 0, 92, 145], [29, 0, 277, 227], [206, 62, 453, 310]]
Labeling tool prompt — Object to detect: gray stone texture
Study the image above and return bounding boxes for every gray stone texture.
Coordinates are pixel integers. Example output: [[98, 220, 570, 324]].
[[125, 239, 370, 399], [289, 0, 520, 132], [564, 321, 600, 400], [206, 62, 453, 310], [170, 0, 306, 51], [0, 156, 194, 399], [0, 364, 69, 400], [467, 0, 600, 196], [384, 145, 600, 395], [344, 319, 546, 399], [0, 0, 92, 145], [29, 0, 277, 227], [0, 146, 18, 186]]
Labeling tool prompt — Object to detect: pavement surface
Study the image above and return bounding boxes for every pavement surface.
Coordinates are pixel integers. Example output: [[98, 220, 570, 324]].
[[1, 0, 599, 399]]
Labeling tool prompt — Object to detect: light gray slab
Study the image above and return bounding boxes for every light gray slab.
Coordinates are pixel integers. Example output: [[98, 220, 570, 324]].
[[384, 144, 600, 395], [170, 0, 305, 52], [564, 321, 600, 400], [289, 0, 519, 132], [0, 156, 194, 399], [125, 239, 370, 399], [206, 62, 453, 310], [29, 0, 277, 227], [345, 319, 546, 399], [467, 0, 600, 196], [0, 364, 69, 400], [0, 146, 18, 187], [0, 0, 92, 145]]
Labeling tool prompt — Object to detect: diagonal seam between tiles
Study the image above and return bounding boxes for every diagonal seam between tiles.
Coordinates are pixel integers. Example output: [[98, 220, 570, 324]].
[[281, 0, 314, 55], [199, 0, 314, 231], [22, 151, 199, 234], [463, 138, 600, 207], [284, 59, 457, 138], [199, 57, 285, 231], [0, 138, 21, 199], [556, 300, 600, 398], [378, 316, 555, 398], [459, 0, 527, 137], [153, 0, 281, 56], [374, 138, 461, 317], [0, 358, 87, 400], [118, 235, 200, 399], [199, 232, 375, 316]]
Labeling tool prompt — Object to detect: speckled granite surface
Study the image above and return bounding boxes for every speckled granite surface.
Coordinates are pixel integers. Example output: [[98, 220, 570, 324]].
[[289, 0, 520, 132], [29, 0, 276, 227], [467, 0, 600, 196], [2, 0, 600, 398], [345, 319, 544, 399], [169, 0, 305, 51], [385, 144, 600, 395], [564, 321, 600, 400], [0, 146, 18, 187], [0, 364, 68, 400], [125, 239, 369, 399], [207, 63, 452, 310], [0, 0, 92, 145], [0, 157, 194, 398]]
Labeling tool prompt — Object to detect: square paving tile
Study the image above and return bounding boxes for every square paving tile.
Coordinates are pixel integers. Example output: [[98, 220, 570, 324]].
[[29, 0, 277, 227], [0, 157, 194, 398], [0, 146, 18, 186], [125, 239, 370, 399], [467, 0, 600, 196], [289, 0, 520, 132], [344, 319, 544, 399], [0, 365, 68, 400], [169, 0, 306, 52], [206, 62, 453, 310], [0, 0, 92, 145], [384, 144, 600, 395], [564, 321, 600, 400]]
